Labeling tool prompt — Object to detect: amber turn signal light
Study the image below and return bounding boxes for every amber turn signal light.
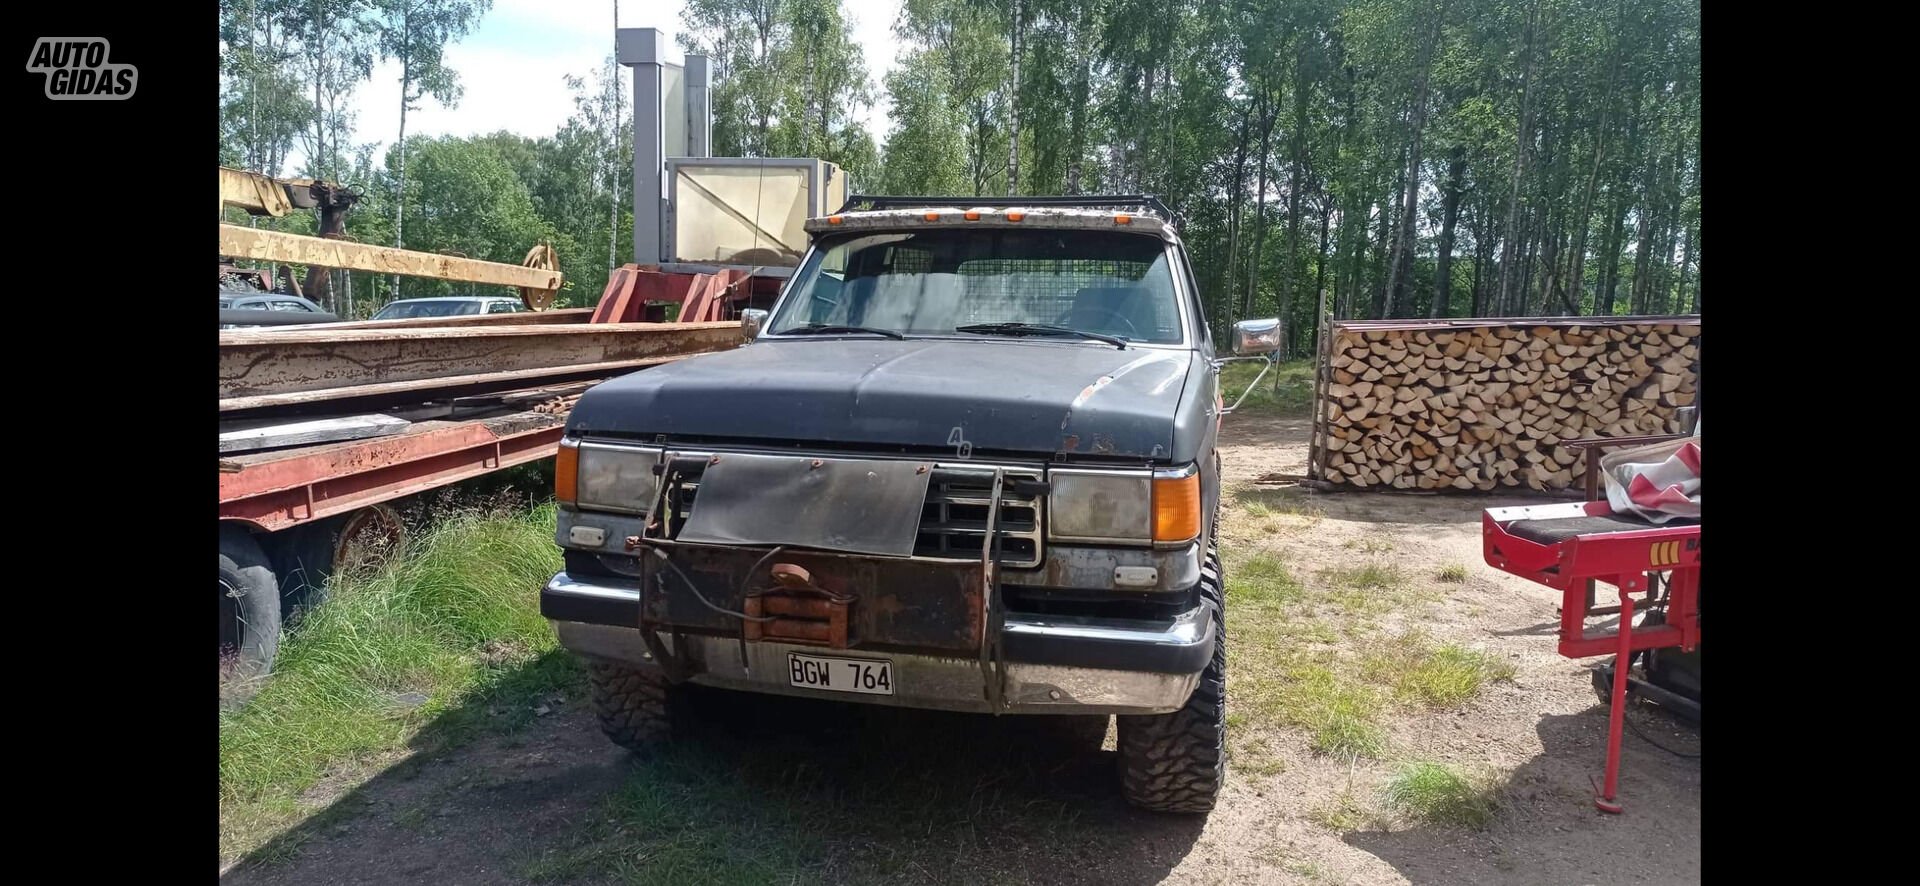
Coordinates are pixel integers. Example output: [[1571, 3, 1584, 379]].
[[555, 439, 579, 504], [1152, 473, 1201, 542]]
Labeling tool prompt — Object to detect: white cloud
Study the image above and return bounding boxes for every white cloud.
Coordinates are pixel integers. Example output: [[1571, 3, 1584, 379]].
[[338, 0, 904, 165]]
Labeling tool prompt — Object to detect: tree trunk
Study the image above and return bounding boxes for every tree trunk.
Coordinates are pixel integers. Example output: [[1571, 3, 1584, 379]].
[[1371, 181, 1397, 321], [1244, 93, 1278, 321], [393, 35, 412, 302], [1065, 15, 1089, 194], [1006, 0, 1023, 196], [608, 5, 622, 274], [1224, 102, 1252, 323], [1676, 222, 1696, 313], [1432, 147, 1466, 318], [1311, 186, 1332, 353], [1281, 39, 1311, 347], [1497, 0, 1540, 315], [1475, 199, 1494, 316], [1387, 10, 1441, 318]]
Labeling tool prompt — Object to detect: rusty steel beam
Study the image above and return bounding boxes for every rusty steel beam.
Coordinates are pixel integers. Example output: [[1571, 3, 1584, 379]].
[[219, 321, 741, 401], [219, 412, 564, 532], [219, 224, 564, 292], [319, 308, 597, 331], [219, 355, 693, 414]]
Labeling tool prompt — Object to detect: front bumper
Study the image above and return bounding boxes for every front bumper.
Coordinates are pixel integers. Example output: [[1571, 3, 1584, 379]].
[[543, 572, 1214, 715]]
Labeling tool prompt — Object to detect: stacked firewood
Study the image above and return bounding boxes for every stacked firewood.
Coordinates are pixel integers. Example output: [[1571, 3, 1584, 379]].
[[1318, 320, 1700, 491]]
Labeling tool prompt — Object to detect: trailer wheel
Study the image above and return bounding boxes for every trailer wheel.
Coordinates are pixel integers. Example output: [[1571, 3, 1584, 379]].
[[587, 661, 679, 751], [1116, 527, 1226, 813], [273, 504, 407, 619], [220, 526, 282, 703]]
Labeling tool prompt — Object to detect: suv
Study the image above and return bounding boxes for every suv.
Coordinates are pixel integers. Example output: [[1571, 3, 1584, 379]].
[[543, 196, 1233, 812], [370, 296, 526, 320]]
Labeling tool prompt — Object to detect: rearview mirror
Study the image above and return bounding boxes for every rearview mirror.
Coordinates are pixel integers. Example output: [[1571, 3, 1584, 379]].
[[1232, 318, 1282, 356], [741, 308, 769, 341]]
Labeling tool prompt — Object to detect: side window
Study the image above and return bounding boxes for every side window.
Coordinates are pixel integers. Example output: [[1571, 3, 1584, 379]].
[[269, 300, 311, 312], [238, 300, 270, 310], [487, 302, 520, 314]]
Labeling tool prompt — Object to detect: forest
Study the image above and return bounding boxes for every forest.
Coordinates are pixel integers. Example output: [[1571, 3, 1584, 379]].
[[219, 0, 1700, 351]]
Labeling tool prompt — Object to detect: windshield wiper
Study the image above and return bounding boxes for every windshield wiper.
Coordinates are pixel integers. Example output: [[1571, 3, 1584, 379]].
[[954, 323, 1128, 349], [773, 323, 906, 340]]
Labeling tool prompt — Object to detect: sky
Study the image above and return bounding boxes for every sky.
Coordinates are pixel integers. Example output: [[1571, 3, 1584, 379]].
[[346, 0, 905, 160]]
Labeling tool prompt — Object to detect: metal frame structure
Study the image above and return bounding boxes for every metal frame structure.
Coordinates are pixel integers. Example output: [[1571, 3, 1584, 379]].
[[1482, 496, 1700, 814], [220, 414, 566, 533], [836, 194, 1180, 226]]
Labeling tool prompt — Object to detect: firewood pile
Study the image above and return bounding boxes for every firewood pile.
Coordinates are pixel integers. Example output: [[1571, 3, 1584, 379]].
[[1312, 318, 1701, 492]]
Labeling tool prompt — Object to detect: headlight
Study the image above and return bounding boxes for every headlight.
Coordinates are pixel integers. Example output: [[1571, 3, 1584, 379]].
[[562, 441, 662, 513], [1049, 468, 1153, 543], [1048, 465, 1201, 545]]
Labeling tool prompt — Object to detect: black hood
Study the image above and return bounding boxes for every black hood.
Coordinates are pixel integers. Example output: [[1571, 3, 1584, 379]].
[[567, 338, 1198, 461]]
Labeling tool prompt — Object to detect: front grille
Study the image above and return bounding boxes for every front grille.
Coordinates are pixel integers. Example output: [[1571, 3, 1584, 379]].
[[915, 468, 1044, 567], [654, 453, 1042, 566]]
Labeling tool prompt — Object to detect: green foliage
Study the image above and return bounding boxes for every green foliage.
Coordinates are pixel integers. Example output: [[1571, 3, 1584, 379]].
[[219, 505, 568, 860], [1383, 762, 1501, 828], [877, 0, 1702, 342], [220, 0, 1700, 331], [680, 0, 881, 181]]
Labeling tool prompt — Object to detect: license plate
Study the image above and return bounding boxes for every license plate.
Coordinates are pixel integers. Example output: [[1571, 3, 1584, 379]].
[[787, 653, 894, 696]]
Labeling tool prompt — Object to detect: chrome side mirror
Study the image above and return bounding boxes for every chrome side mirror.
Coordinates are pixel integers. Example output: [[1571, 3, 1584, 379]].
[[741, 308, 769, 341], [1232, 318, 1282, 356]]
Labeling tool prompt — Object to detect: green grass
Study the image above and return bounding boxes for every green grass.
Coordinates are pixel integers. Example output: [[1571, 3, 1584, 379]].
[[1436, 563, 1470, 583], [1363, 633, 1516, 709], [1227, 553, 1307, 608], [1225, 545, 1507, 768], [1318, 563, 1425, 615], [1218, 358, 1317, 415], [219, 504, 568, 863], [1382, 762, 1500, 829]]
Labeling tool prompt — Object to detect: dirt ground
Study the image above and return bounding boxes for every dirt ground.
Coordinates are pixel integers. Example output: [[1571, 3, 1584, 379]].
[[224, 414, 1700, 885]]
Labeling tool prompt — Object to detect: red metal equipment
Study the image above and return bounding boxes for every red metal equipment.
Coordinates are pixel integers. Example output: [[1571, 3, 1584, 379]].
[[591, 263, 781, 323], [1482, 498, 1699, 814], [219, 413, 565, 532]]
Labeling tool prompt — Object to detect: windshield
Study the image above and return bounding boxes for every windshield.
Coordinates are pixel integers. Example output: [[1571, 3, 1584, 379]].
[[373, 299, 483, 320], [767, 229, 1184, 344]]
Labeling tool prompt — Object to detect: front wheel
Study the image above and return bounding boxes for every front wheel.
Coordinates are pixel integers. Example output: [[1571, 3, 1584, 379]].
[[587, 661, 680, 751], [1116, 543, 1226, 813]]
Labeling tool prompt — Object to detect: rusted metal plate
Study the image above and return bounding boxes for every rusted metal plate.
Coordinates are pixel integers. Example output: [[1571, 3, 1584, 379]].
[[677, 453, 933, 557], [218, 411, 564, 531], [646, 546, 986, 653], [218, 355, 692, 414], [218, 322, 742, 399]]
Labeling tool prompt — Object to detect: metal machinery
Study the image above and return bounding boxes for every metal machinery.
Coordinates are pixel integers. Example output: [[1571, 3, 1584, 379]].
[[593, 28, 847, 323], [1482, 426, 1700, 814]]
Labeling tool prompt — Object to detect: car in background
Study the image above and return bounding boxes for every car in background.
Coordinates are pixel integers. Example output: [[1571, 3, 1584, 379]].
[[370, 296, 528, 321], [219, 291, 337, 328]]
